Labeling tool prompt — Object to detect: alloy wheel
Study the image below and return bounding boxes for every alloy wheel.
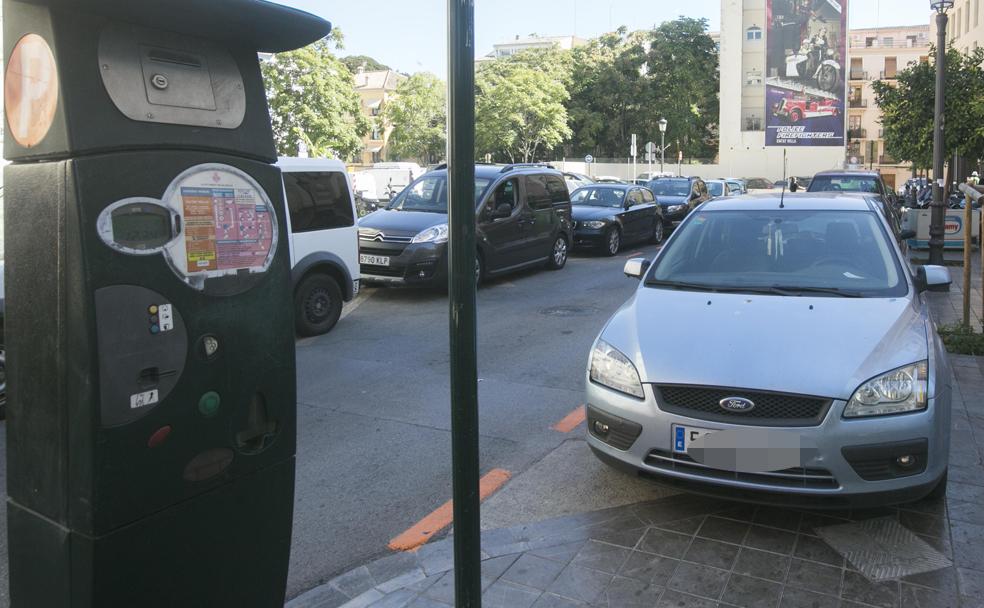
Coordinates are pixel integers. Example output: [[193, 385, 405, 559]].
[[608, 230, 620, 255], [554, 238, 568, 265]]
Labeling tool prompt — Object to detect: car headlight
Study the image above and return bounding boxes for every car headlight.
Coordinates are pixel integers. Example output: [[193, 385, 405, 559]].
[[667, 205, 686, 214], [590, 340, 645, 399], [581, 220, 607, 229], [843, 361, 928, 418], [411, 223, 449, 244]]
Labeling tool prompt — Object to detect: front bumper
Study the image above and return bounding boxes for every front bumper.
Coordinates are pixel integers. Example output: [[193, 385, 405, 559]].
[[572, 226, 609, 249], [660, 207, 688, 224], [585, 380, 950, 508], [359, 241, 448, 288]]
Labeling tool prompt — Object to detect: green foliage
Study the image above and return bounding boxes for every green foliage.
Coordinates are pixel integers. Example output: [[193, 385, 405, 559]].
[[475, 49, 573, 163], [262, 35, 370, 160], [938, 323, 984, 355], [567, 19, 719, 159], [873, 47, 984, 170], [341, 55, 391, 73], [383, 73, 447, 163]]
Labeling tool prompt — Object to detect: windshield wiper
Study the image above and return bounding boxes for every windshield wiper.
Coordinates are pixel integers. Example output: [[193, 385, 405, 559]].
[[644, 280, 721, 292], [766, 285, 864, 298], [646, 281, 863, 298]]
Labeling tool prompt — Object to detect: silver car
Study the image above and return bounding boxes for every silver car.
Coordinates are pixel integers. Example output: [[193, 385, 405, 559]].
[[586, 193, 952, 507]]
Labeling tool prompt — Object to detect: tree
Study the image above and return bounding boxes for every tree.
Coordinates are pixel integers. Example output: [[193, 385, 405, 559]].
[[383, 73, 447, 163], [262, 32, 370, 159], [341, 55, 391, 74], [475, 49, 573, 162], [873, 47, 984, 176]]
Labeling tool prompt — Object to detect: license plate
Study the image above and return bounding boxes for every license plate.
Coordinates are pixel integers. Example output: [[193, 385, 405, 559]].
[[360, 254, 390, 266], [673, 425, 716, 454]]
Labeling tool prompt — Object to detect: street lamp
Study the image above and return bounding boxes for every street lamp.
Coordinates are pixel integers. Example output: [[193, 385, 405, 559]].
[[929, 0, 954, 266], [658, 117, 668, 173]]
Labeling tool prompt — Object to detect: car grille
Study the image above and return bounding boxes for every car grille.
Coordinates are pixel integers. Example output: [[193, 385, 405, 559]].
[[358, 229, 413, 244], [645, 449, 839, 489], [653, 385, 831, 427], [360, 265, 403, 277]]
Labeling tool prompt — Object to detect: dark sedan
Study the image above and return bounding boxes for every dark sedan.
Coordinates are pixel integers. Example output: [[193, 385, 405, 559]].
[[571, 185, 663, 256]]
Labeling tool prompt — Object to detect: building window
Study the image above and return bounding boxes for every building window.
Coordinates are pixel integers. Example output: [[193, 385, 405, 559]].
[[371, 127, 381, 140], [743, 114, 763, 131], [746, 26, 762, 41], [882, 37, 894, 48], [371, 150, 382, 164], [967, 3, 972, 32], [976, 0, 980, 27], [745, 70, 763, 86], [865, 37, 876, 47], [906, 35, 918, 47]]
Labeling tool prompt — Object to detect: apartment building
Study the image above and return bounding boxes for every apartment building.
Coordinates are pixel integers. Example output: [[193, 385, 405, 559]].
[[478, 34, 588, 62], [846, 25, 931, 190], [353, 68, 407, 168], [942, 0, 984, 53]]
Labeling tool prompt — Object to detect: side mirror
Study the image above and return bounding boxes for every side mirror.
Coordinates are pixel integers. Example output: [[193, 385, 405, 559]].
[[915, 265, 951, 293], [624, 258, 651, 280], [492, 203, 512, 220], [899, 229, 916, 240]]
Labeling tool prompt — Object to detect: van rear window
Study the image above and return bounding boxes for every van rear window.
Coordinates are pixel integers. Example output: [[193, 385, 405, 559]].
[[283, 171, 355, 233]]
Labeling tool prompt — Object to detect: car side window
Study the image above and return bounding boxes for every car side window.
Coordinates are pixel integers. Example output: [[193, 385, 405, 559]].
[[544, 175, 569, 204], [628, 190, 643, 206], [283, 171, 355, 233], [641, 189, 655, 203], [525, 175, 552, 211], [487, 178, 518, 217]]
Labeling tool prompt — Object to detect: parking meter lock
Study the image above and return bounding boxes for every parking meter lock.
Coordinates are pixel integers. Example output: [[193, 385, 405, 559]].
[[3, 1, 330, 606]]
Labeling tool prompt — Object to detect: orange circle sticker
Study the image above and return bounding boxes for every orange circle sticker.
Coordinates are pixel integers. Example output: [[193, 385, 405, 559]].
[[5, 33, 59, 148]]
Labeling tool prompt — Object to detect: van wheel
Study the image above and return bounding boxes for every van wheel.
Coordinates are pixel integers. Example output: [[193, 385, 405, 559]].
[[546, 236, 569, 269], [295, 274, 343, 337]]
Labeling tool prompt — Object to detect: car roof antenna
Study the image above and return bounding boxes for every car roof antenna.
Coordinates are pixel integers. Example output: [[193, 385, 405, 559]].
[[779, 149, 787, 209]]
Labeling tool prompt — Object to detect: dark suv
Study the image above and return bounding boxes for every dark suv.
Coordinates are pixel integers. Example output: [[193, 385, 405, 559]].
[[357, 164, 573, 287], [644, 176, 709, 226]]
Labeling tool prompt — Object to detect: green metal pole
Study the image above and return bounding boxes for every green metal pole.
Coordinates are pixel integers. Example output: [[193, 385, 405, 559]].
[[447, 0, 481, 606]]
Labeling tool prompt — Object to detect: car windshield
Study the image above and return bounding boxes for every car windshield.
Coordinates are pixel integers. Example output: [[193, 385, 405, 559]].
[[646, 209, 906, 298], [648, 180, 690, 196], [571, 187, 626, 207], [387, 174, 491, 212], [707, 182, 725, 197], [808, 176, 881, 194]]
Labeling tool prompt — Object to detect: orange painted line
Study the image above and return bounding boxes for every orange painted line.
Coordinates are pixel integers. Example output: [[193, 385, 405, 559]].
[[552, 405, 587, 433], [387, 468, 512, 552]]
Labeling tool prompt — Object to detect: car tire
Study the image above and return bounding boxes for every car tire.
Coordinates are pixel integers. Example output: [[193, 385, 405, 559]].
[[790, 109, 803, 123], [475, 253, 484, 286], [295, 274, 343, 337], [650, 220, 665, 244], [546, 235, 569, 270], [604, 227, 621, 257], [923, 468, 948, 502]]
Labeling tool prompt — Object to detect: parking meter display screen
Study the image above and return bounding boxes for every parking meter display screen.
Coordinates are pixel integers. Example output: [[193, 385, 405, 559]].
[[111, 206, 172, 248]]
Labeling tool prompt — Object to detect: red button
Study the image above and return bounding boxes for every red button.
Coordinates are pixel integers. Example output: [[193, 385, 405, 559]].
[[147, 425, 172, 448]]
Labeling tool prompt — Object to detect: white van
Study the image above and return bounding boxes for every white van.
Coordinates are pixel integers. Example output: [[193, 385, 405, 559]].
[[351, 161, 423, 203], [278, 157, 360, 336]]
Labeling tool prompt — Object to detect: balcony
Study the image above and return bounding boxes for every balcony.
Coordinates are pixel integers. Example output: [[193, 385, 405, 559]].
[[849, 70, 869, 81], [849, 98, 867, 108], [880, 70, 898, 80], [848, 128, 867, 139], [879, 154, 898, 165]]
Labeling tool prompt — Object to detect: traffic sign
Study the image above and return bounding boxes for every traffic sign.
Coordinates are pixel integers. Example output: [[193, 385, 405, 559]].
[[645, 142, 656, 154], [584, 154, 594, 164]]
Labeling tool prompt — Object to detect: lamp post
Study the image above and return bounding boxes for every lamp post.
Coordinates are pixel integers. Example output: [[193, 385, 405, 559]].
[[929, 0, 953, 266], [658, 117, 668, 173]]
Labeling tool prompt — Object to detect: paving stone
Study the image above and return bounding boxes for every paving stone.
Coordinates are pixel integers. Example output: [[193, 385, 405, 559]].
[[571, 540, 632, 575], [715, 504, 758, 523], [529, 541, 587, 565], [743, 525, 798, 555], [376, 568, 427, 594], [405, 573, 443, 594], [698, 516, 751, 545], [947, 481, 984, 504], [588, 526, 648, 550], [656, 516, 706, 535], [733, 547, 790, 583], [482, 553, 522, 580], [639, 527, 695, 559], [816, 517, 952, 581], [947, 464, 984, 486], [792, 535, 844, 567], [286, 584, 350, 608], [946, 500, 984, 526], [618, 550, 680, 586], [899, 583, 960, 608], [841, 571, 901, 608], [798, 512, 849, 537], [422, 572, 456, 605], [366, 552, 420, 589], [898, 510, 949, 538], [683, 537, 740, 570], [406, 595, 452, 608], [957, 567, 984, 600], [481, 528, 531, 558], [753, 506, 802, 532], [482, 580, 541, 608], [546, 563, 613, 605], [785, 558, 843, 596], [666, 562, 730, 600], [530, 593, 586, 608], [596, 575, 663, 608], [416, 541, 454, 576], [501, 553, 567, 590], [339, 588, 384, 608], [657, 589, 719, 608], [777, 587, 839, 608], [331, 566, 377, 598], [368, 588, 418, 608], [720, 574, 782, 608], [901, 566, 959, 595]]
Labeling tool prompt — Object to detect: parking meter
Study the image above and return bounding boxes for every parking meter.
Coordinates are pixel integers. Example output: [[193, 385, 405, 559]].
[[3, 1, 329, 605]]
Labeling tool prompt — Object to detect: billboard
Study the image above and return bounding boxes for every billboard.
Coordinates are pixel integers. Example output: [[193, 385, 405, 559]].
[[765, 0, 847, 146]]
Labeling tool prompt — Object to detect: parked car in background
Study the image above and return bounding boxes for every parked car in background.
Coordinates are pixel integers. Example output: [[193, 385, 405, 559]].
[[279, 157, 361, 336], [705, 179, 736, 199], [645, 176, 710, 225], [351, 161, 424, 206], [571, 184, 664, 256], [638, 171, 675, 181], [807, 170, 895, 202], [562, 171, 594, 194], [594, 176, 626, 184], [357, 163, 572, 287], [588, 194, 952, 506], [745, 178, 775, 193], [723, 178, 748, 194]]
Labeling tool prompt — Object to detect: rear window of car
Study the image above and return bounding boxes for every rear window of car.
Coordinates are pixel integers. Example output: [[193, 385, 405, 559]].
[[283, 171, 355, 233], [808, 176, 883, 194], [746, 179, 774, 189]]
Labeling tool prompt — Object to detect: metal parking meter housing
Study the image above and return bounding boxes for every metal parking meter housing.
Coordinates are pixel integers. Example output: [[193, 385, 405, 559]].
[[3, 1, 329, 606]]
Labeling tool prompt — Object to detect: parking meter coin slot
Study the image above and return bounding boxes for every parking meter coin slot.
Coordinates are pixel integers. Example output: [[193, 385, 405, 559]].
[[95, 285, 187, 427], [235, 393, 278, 454]]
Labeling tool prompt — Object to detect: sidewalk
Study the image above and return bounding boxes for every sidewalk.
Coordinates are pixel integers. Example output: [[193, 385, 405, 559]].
[[922, 248, 983, 329], [288, 283, 984, 608]]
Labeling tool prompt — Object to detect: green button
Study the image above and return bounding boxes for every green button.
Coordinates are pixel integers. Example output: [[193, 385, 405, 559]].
[[198, 391, 221, 417]]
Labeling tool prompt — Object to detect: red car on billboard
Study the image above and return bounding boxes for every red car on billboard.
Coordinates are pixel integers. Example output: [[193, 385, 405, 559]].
[[773, 98, 841, 123]]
